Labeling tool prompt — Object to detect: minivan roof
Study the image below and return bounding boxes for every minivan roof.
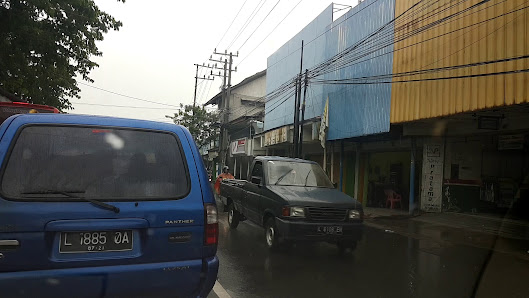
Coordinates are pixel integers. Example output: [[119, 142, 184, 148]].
[[7, 113, 182, 131]]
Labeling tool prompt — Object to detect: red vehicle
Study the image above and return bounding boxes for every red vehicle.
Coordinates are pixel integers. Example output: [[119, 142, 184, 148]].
[[0, 102, 60, 123]]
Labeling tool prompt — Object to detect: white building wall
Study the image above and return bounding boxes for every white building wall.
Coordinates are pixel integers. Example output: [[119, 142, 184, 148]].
[[228, 75, 266, 122]]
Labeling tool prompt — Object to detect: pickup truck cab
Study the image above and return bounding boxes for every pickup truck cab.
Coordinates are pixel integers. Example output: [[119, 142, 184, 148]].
[[219, 156, 363, 252], [0, 114, 218, 297]]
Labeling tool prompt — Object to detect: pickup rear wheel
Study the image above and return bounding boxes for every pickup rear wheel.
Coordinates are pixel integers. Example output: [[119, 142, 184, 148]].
[[227, 204, 240, 229], [264, 218, 280, 251]]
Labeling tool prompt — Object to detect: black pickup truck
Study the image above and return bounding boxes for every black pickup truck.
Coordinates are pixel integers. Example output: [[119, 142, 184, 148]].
[[219, 156, 363, 252]]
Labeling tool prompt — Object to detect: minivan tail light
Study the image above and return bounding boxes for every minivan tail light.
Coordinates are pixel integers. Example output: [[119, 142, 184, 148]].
[[205, 204, 218, 245]]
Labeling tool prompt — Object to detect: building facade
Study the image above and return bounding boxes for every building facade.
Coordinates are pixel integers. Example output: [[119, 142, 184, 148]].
[[204, 70, 266, 179], [261, 0, 529, 217]]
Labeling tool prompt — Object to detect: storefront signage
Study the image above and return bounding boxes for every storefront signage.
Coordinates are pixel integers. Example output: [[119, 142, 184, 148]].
[[264, 126, 288, 147], [230, 138, 246, 155], [498, 134, 524, 150], [421, 143, 444, 212]]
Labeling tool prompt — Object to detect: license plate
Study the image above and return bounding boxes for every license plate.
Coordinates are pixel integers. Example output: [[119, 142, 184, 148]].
[[59, 230, 133, 253], [317, 226, 343, 235]]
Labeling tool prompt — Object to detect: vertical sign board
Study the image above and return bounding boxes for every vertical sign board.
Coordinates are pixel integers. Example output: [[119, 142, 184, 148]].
[[420, 143, 444, 212]]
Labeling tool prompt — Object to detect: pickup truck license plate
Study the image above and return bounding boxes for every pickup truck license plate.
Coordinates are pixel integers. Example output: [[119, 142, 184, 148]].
[[317, 226, 343, 235], [59, 230, 133, 253]]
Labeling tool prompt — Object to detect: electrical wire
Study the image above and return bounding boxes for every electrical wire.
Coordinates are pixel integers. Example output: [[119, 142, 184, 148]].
[[237, 0, 282, 51], [315, 0, 523, 77], [310, 1, 528, 78], [78, 82, 182, 108], [71, 102, 180, 110], [266, 0, 384, 71], [311, 55, 529, 84], [310, 0, 511, 78], [237, 0, 304, 67], [215, 0, 249, 49], [226, 0, 268, 50], [231, 0, 527, 121], [312, 68, 529, 85]]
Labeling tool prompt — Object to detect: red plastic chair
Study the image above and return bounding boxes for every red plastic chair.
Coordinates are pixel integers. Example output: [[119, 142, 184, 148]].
[[384, 189, 402, 209]]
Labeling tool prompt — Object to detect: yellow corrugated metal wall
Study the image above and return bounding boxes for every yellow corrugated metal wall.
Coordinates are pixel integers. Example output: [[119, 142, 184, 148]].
[[391, 0, 529, 123]]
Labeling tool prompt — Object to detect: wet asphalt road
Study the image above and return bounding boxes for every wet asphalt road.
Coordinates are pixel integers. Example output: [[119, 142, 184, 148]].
[[210, 213, 529, 298]]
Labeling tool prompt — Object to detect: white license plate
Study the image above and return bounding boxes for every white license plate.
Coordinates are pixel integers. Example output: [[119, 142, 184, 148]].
[[317, 226, 343, 235], [59, 230, 133, 253]]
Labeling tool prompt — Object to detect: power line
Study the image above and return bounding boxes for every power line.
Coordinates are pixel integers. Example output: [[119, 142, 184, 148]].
[[312, 68, 529, 85], [237, 0, 303, 67], [266, 0, 383, 71], [308, 0, 517, 78], [241, 0, 524, 120], [78, 82, 182, 108], [227, 0, 268, 50], [237, 0, 282, 51], [71, 102, 180, 110], [311, 55, 529, 84], [215, 0, 249, 49], [306, 0, 519, 78]]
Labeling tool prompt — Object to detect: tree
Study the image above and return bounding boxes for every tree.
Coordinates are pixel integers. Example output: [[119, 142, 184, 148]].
[[0, 0, 123, 110], [167, 104, 220, 150]]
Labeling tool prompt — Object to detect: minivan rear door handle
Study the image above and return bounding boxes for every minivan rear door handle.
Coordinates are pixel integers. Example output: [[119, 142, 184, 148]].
[[0, 240, 20, 250]]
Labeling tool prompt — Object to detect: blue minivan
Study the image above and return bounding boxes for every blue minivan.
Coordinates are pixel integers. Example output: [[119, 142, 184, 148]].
[[0, 114, 218, 297]]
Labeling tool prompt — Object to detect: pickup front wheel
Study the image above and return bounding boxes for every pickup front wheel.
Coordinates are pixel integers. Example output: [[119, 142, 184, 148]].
[[227, 204, 240, 229], [264, 218, 281, 251]]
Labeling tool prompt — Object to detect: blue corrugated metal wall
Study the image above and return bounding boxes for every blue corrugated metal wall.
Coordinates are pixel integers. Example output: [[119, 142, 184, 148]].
[[324, 0, 395, 140], [264, 5, 332, 132], [264, 0, 395, 140]]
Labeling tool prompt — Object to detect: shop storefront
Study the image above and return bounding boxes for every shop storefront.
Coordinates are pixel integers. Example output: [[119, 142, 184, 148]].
[[405, 104, 529, 218]]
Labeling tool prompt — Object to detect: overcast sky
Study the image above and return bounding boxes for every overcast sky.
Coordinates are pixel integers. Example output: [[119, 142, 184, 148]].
[[71, 0, 359, 123]]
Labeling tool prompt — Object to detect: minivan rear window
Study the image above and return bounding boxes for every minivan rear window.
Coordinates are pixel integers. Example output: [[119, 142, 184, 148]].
[[1, 125, 190, 200]]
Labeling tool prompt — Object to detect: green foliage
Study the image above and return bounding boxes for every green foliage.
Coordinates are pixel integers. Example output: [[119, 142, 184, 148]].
[[167, 104, 220, 150], [0, 0, 124, 110]]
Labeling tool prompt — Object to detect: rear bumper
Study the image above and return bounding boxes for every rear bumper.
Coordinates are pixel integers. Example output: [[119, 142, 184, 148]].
[[0, 256, 219, 298], [275, 218, 364, 243]]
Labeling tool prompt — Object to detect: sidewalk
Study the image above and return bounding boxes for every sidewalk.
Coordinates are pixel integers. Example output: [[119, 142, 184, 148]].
[[363, 207, 529, 260]]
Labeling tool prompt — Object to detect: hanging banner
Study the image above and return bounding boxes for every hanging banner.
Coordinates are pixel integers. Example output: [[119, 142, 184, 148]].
[[420, 143, 444, 212]]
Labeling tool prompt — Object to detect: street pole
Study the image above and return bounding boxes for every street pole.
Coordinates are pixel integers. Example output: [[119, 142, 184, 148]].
[[192, 63, 213, 116], [293, 40, 304, 158], [292, 76, 299, 158], [299, 69, 308, 158], [193, 64, 199, 115], [296, 40, 304, 158], [209, 50, 238, 174], [221, 59, 228, 169]]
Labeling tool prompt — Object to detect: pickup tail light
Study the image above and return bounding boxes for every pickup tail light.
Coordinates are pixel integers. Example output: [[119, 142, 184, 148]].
[[205, 204, 218, 245]]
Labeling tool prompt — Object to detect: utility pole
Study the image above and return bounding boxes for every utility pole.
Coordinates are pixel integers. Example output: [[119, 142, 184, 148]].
[[293, 76, 299, 158], [299, 68, 308, 158], [192, 63, 213, 115], [293, 40, 304, 158], [227, 52, 233, 123], [193, 64, 199, 111], [209, 49, 238, 172]]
